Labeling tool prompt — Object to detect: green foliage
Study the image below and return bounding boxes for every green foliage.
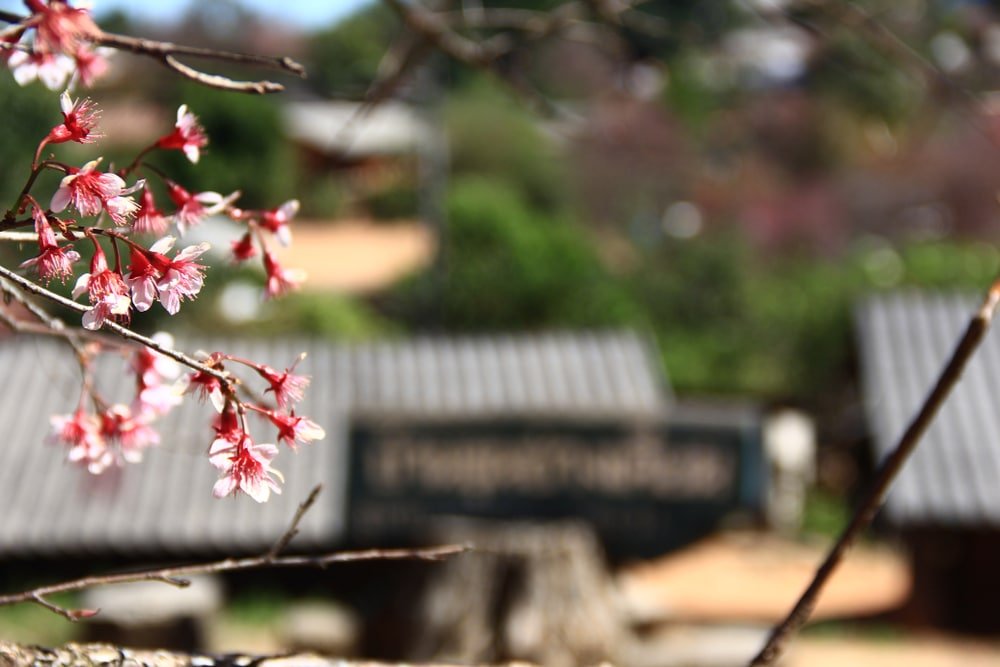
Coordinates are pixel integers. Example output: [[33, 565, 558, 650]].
[[254, 291, 392, 341], [629, 234, 999, 399], [0, 593, 79, 645], [306, 5, 399, 98], [807, 32, 918, 124], [801, 488, 851, 538], [0, 77, 60, 206], [365, 182, 420, 220], [297, 177, 346, 220], [446, 85, 568, 213], [389, 177, 641, 330]]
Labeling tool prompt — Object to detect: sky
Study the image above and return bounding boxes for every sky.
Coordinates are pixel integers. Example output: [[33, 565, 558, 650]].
[[0, 0, 372, 30]]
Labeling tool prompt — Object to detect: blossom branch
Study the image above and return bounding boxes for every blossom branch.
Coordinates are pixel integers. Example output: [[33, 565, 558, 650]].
[[0, 486, 469, 621], [749, 278, 1000, 666], [0, 10, 305, 94], [0, 263, 230, 385]]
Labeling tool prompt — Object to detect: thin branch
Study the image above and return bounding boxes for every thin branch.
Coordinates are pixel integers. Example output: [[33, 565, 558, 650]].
[[0, 276, 92, 364], [95, 32, 305, 76], [749, 278, 1000, 666], [0, 485, 469, 621], [267, 484, 322, 559], [0, 263, 231, 384], [162, 54, 287, 94]]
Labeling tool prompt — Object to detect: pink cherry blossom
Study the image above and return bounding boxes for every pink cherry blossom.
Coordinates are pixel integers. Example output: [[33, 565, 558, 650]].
[[132, 188, 169, 236], [51, 158, 142, 224], [19, 206, 79, 284], [127, 236, 209, 314], [50, 409, 111, 474], [165, 181, 230, 235], [72, 45, 111, 87], [8, 49, 73, 90], [73, 242, 130, 330], [24, 0, 101, 56], [155, 105, 208, 164], [230, 232, 257, 262], [259, 199, 299, 247], [265, 410, 325, 449], [100, 403, 159, 464], [255, 357, 310, 410], [210, 435, 283, 503], [132, 334, 182, 418], [46, 92, 101, 144], [182, 357, 227, 412], [131, 332, 181, 386], [262, 249, 305, 300]]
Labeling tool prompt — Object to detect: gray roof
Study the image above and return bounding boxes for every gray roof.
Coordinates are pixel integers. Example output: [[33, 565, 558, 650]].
[[0, 330, 668, 557], [283, 101, 431, 158], [856, 291, 1000, 526]]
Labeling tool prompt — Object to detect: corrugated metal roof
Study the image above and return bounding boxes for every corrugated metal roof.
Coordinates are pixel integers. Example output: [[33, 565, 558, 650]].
[[856, 291, 1000, 526], [346, 331, 669, 420], [0, 330, 668, 557]]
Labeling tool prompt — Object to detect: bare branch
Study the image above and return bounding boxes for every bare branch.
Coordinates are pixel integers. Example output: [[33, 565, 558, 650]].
[[749, 279, 1000, 666], [0, 485, 469, 620], [95, 32, 305, 76], [381, 0, 512, 67]]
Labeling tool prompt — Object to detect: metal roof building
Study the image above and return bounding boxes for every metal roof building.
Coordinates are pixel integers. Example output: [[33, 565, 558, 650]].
[[856, 291, 1000, 525], [0, 331, 668, 558]]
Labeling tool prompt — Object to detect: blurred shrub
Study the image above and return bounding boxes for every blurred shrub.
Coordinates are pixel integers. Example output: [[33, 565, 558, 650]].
[[631, 234, 999, 399], [306, 5, 399, 98], [387, 177, 641, 330], [365, 182, 420, 220], [0, 77, 60, 205], [446, 85, 568, 214], [256, 291, 392, 341], [298, 178, 347, 220]]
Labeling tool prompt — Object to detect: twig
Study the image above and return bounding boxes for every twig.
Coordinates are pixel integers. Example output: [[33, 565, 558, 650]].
[[267, 484, 322, 559], [381, 0, 512, 67], [0, 485, 469, 621], [749, 278, 1000, 666], [162, 55, 286, 94]]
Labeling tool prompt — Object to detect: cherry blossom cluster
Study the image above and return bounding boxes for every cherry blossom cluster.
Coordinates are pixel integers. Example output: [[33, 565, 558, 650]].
[[2, 1, 110, 90], [19, 93, 307, 321], [3, 30, 321, 501], [191, 353, 324, 502], [50, 334, 179, 474], [50, 340, 324, 502]]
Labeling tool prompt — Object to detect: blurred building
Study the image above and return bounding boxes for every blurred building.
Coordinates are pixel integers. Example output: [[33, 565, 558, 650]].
[[0, 330, 765, 562], [856, 290, 1000, 632]]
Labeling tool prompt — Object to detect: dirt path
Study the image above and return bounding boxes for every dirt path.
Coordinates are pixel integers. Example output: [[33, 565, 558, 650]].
[[275, 219, 435, 294]]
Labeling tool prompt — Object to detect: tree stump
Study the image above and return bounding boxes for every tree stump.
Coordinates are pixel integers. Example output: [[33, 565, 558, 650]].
[[401, 520, 627, 667]]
